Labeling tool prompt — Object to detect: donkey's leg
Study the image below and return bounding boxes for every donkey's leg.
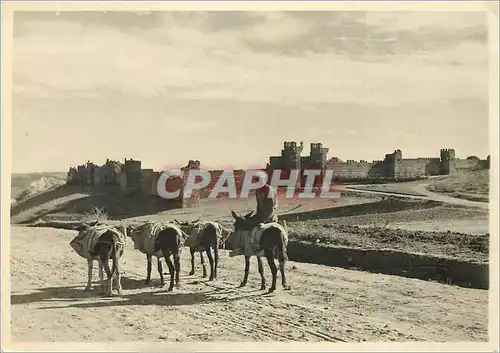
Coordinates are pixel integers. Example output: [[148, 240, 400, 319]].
[[98, 260, 104, 282], [85, 258, 93, 291], [145, 254, 152, 284], [264, 250, 278, 294], [114, 255, 123, 295], [157, 257, 165, 287], [257, 256, 266, 290], [164, 253, 175, 292], [189, 247, 196, 276], [278, 247, 291, 291], [278, 261, 291, 290], [238, 256, 251, 288], [213, 246, 219, 279], [173, 252, 181, 288], [101, 256, 113, 297], [98, 260, 105, 293], [200, 251, 208, 278], [205, 248, 215, 281]]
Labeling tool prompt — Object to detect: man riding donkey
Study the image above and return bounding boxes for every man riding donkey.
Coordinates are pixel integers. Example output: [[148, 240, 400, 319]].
[[230, 171, 278, 256], [227, 170, 291, 293], [248, 174, 279, 226]]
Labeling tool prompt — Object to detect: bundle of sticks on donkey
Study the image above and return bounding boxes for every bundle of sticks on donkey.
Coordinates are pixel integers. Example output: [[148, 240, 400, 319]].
[[69, 177, 291, 295], [69, 220, 127, 297], [70, 217, 226, 295], [125, 219, 225, 291]]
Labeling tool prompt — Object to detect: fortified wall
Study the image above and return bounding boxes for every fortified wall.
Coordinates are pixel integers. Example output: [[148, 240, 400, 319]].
[[67, 158, 183, 203], [326, 147, 456, 181], [268, 141, 489, 182], [66, 141, 490, 207]]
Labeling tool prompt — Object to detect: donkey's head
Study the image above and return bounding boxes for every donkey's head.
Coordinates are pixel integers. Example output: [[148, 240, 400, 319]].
[[124, 222, 151, 250], [123, 223, 139, 238], [230, 210, 255, 231], [71, 219, 99, 232], [216, 220, 234, 250], [174, 219, 200, 235], [225, 210, 255, 251]]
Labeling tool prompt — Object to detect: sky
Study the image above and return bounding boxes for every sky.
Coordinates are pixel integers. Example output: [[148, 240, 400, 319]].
[[12, 10, 490, 173]]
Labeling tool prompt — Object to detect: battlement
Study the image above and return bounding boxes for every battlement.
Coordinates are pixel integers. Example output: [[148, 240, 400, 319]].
[[402, 157, 440, 162], [310, 142, 329, 156], [124, 158, 141, 165], [183, 160, 201, 170], [105, 158, 121, 166], [440, 148, 456, 161], [327, 159, 375, 165], [283, 141, 303, 152]]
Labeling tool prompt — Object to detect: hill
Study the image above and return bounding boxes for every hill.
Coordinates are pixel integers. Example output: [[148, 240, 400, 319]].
[[11, 172, 67, 200]]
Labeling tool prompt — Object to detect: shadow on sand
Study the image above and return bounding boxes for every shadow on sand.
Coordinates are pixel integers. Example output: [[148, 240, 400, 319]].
[[11, 284, 99, 305], [11, 277, 266, 308]]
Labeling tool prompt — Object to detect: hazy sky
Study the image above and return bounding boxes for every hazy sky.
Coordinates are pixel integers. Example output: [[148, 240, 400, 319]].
[[12, 10, 489, 173]]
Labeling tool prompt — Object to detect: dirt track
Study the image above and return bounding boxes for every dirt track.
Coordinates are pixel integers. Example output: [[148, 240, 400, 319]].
[[10, 226, 488, 342], [341, 182, 489, 210]]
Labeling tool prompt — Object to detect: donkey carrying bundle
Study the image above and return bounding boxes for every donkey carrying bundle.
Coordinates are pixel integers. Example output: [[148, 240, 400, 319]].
[[126, 221, 186, 292], [175, 219, 223, 281], [69, 221, 126, 296], [226, 210, 291, 294]]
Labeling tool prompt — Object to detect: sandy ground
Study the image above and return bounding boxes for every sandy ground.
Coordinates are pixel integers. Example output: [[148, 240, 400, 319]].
[[10, 226, 488, 342]]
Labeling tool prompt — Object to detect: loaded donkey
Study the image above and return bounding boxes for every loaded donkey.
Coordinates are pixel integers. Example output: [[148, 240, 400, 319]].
[[126, 221, 186, 292], [69, 220, 126, 296], [226, 180, 291, 293], [174, 219, 225, 281]]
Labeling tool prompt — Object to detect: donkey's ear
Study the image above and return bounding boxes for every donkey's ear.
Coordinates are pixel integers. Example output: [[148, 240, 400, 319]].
[[244, 210, 254, 219], [230, 210, 239, 220], [119, 224, 128, 237], [72, 222, 89, 232]]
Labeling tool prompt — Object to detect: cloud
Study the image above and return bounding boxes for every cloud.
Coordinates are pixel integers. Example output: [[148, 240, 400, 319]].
[[245, 11, 487, 56], [13, 10, 488, 107]]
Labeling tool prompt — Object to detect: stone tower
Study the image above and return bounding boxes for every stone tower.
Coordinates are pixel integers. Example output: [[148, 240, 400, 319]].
[[440, 149, 456, 175], [281, 141, 303, 170], [383, 149, 403, 179], [309, 142, 329, 168]]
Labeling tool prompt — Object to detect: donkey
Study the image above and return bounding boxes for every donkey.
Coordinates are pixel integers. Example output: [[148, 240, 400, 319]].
[[151, 222, 186, 292], [125, 222, 167, 287], [227, 210, 291, 294], [70, 220, 126, 297], [175, 219, 222, 281]]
